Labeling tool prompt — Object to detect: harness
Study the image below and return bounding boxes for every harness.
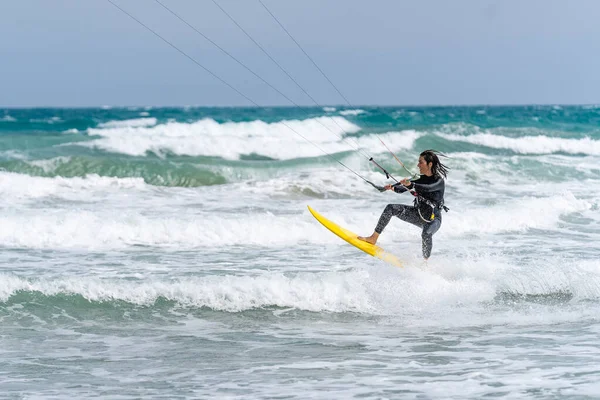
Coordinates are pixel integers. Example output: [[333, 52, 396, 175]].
[[410, 191, 449, 223]]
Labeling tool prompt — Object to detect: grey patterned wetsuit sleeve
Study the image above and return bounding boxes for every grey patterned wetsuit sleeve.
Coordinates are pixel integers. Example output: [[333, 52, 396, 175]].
[[391, 183, 410, 193]]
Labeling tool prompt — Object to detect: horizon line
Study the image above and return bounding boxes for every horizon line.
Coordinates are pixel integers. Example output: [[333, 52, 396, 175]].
[[2, 102, 598, 110]]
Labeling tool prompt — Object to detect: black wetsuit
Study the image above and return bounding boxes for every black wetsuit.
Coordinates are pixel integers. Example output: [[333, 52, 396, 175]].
[[374, 174, 446, 259]]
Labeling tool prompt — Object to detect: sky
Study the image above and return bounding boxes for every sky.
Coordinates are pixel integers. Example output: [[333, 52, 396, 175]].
[[1, 0, 599, 107]]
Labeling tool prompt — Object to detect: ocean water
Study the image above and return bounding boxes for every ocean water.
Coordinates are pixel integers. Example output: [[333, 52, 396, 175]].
[[1, 105, 600, 399]]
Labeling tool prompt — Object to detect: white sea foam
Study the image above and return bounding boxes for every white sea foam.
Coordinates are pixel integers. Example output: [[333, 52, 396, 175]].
[[97, 117, 158, 129], [81, 117, 363, 159], [440, 132, 600, 155], [339, 109, 366, 116], [0, 208, 327, 249], [0, 171, 148, 202], [0, 269, 522, 314], [0, 190, 591, 250], [0, 150, 27, 160], [0, 271, 374, 313], [3, 256, 600, 314], [235, 165, 392, 198], [26, 156, 72, 173], [351, 130, 422, 155], [442, 191, 592, 236], [30, 117, 62, 124]]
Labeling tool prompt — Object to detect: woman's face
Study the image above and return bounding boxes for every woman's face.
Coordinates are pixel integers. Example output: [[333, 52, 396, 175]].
[[417, 156, 433, 175]]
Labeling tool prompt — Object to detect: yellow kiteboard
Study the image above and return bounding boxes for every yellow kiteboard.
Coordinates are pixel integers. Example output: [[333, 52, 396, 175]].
[[307, 205, 404, 268]]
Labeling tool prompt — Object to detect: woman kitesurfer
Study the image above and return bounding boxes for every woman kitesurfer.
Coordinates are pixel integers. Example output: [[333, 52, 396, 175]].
[[358, 150, 449, 260]]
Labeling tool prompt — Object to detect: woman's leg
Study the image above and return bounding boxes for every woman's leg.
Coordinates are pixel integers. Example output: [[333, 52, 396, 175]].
[[359, 204, 421, 244], [421, 217, 442, 259], [376, 204, 422, 233]]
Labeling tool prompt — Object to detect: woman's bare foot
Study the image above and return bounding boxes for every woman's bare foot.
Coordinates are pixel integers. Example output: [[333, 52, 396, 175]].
[[358, 232, 379, 245]]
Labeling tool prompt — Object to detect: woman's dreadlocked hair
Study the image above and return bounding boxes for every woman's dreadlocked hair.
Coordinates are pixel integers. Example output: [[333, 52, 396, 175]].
[[420, 149, 450, 178]]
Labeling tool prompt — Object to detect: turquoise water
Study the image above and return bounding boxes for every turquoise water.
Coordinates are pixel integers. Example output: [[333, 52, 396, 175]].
[[1, 105, 600, 398]]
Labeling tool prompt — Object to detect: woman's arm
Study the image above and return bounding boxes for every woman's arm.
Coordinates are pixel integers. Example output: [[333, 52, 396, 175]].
[[391, 183, 410, 193]]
